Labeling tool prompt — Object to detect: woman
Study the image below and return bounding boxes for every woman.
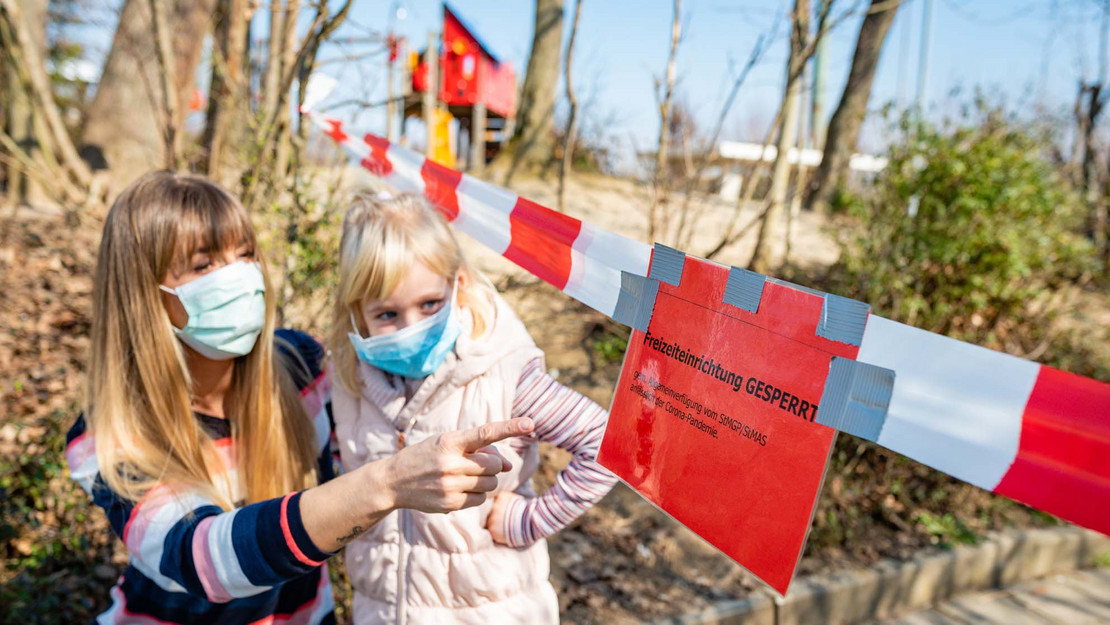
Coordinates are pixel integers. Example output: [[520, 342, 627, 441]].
[[64, 171, 530, 624]]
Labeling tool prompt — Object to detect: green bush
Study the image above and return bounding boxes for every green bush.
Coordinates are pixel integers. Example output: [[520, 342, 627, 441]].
[[1, 410, 113, 623], [838, 107, 1094, 346], [916, 511, 979, 547], [253, 166, 345, 334]]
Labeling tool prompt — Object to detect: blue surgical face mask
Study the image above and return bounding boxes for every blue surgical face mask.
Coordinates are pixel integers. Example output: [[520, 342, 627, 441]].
[[348, 282, 462, 379], [160, 261, 267, 360]]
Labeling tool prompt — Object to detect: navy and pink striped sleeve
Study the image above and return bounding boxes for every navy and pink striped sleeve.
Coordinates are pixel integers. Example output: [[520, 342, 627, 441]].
[[66, 417, 331, 603], [276, 329, 339, 481], [502, 358, 618, 547]]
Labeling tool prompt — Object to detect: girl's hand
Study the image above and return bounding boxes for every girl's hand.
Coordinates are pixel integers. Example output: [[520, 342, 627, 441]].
[[486, 491, 522, 545], [384, 418, 534, 514]]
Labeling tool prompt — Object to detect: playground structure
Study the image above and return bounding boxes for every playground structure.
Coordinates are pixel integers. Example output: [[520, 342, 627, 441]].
[[399, 4, 517, 172]]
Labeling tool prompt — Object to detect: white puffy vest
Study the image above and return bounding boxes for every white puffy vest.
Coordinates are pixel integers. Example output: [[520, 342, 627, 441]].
[[332, 297, 559, 625]]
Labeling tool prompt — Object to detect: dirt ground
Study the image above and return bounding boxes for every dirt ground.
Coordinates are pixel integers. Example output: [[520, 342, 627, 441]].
[[1, 171, 1106, 623]]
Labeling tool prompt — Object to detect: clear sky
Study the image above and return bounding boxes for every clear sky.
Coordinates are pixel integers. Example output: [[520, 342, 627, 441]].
[[319, 0, 1105, 163], [68, 1, 1108, 167]]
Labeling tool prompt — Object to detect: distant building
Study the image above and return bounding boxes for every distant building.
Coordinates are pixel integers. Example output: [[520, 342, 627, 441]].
[[716, 141, 888, 202]]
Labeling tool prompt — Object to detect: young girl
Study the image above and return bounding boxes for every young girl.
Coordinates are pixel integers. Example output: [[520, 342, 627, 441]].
[[328, 192, 619, 624], [65, 172, 531, 624]]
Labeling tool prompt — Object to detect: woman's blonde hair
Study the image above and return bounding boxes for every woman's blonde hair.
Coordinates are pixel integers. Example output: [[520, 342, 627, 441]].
[[87, 171, 318, 508], [328, 192, 497, 394]]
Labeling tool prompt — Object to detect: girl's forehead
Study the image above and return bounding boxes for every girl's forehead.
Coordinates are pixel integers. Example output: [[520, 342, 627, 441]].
[[368, 262, 449, 307]]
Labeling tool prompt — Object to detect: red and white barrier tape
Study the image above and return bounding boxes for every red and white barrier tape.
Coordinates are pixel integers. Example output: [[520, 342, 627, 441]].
[[858, 317, 1109, 533], [307, 110, 1110, 536], [305, 113, 651, 317]]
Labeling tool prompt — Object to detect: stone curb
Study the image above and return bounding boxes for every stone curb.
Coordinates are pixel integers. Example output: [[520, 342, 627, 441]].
[[658, 527, 1110, 625]]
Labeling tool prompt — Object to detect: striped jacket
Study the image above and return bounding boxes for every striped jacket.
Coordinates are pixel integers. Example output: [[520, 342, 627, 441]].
[[66, 329, 338, 624]]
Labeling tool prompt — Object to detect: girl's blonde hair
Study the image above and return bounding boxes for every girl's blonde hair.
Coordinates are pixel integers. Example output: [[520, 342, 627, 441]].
[[328, 192, 498, 394], [87, 171, 318, 508]]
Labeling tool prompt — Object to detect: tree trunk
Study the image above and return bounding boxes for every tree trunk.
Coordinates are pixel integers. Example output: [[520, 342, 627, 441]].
[[81, 0, 214, 187], [201, 0, 250, 187], [1088, 1, 1110, 270], [649, 0, 681, 240], [1078, 83, 1107, 267], [170, 1, 215, 128], [805, 0, 899, 213], [787, 63, 812, 265], [810, 0, 829, 149], [748, 0, 808, 274], [266, 0, 298, 196], [1, 0, 94, 205], [1071, 82, 1090, 186], [503, 0, 563, 184], [2, 0, 46, 207], [149, 0, 180, 169], [241, 0, 350, 212], [557, 0, 583, 213]]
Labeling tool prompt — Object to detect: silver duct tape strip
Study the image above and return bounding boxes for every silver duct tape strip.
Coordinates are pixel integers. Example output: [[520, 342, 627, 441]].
[[816, 294, 870, 346], [649, 243, 685, 286], [612, 272, 660, 332], [722, 267, 766, 314], [815, 357, 895, 442]]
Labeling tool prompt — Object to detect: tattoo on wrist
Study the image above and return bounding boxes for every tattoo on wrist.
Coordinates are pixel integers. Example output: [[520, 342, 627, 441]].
[[337, 525, 365, 544]]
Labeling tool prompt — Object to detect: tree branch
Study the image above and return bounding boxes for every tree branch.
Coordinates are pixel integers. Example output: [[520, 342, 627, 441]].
[[674, 26, 774, 247], [557, 0, 584, 213], [148, 0, 180, 169], [0, 0, 92, 187]]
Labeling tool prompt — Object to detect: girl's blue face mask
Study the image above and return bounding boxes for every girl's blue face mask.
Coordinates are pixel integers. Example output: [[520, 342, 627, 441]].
[[159, 261, 267, 360], [348, 282, 462, 379]]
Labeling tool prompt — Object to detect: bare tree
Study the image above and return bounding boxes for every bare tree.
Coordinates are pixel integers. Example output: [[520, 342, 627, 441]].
[[747, 0, 809, 274], [502, 0, 564, 184], [704, 0, 856, 261], [81, 0, 215, 187], [1, 0, 45, 208], [644, 14, 776, 253], [149, 0, 180, 169], [646, 0, 684, 241], [1079, 0, 1109, 269], [259, 0, 300, 195], [667, 32, 772, 252], [240, 0, 353, 210], [1077, 81, 1107, 266], [201, 0, 251, 186], [0, 0, 97, 208], [557, 0, 583, 213], [805, 0, 901, 214], [786, 61, 812, 264]]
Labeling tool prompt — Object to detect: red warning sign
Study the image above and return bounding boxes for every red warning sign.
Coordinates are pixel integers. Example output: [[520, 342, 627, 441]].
[[599, 256, 859, 594]]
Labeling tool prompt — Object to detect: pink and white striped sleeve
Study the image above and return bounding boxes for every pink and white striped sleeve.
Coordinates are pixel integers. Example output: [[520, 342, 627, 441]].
[[502, 358, 618, 547]]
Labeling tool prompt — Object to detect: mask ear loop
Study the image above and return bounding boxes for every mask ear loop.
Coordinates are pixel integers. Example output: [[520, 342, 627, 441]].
[[350, 310, 365, 338], [159, 284, 186, 334]]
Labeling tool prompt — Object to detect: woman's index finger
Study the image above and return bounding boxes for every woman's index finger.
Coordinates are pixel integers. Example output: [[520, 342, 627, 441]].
[[452, 418, 534, 453]]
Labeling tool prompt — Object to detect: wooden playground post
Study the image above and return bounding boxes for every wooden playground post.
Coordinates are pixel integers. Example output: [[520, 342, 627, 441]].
[[386, 49, 396, 142], [422, 30, 439, 159], [470, 102, 486, 174]]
